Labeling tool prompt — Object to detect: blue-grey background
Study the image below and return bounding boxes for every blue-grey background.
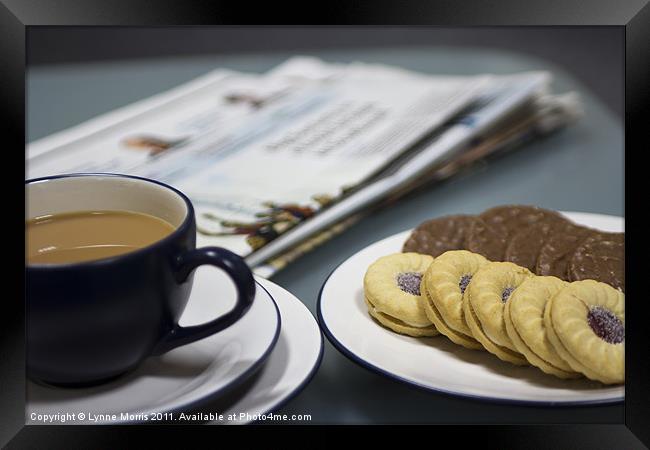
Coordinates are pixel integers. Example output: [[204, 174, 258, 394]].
[[27, 27, 624, 423], [28, 27, 622, 120]]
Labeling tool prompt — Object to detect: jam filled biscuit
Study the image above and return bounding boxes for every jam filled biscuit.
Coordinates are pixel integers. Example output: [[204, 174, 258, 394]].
[[544, 280, 624, 384], [504, 276, 581, 379], [536, 224, 596, 279], [568, 233, 624, 292], [363, 253, 438, 337], [467, 205, 566, 261], [463, 261, 533, 365], [403, 215, 477, 258], [464, 293, 529, 365], [364, 297, 438, 337], [421, 250, 487, 349]]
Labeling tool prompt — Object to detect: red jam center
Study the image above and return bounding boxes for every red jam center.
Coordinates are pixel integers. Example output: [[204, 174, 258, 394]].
[[397, 272, 423, 296], [587, 306, 624, 344], [459, 274, 472, 294]]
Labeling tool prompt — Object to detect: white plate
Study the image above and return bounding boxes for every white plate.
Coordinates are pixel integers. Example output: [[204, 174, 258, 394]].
[[27, 268, 281, 424], [203, 278, 324, 424], [318, 211, 624, 405]]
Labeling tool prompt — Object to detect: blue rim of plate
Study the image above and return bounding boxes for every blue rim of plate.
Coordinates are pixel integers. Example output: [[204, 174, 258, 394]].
[[317, 253, 624, 407], [28, 280, 282, 424]]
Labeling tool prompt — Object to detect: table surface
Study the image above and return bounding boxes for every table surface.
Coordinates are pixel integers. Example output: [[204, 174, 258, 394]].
[[28, 46, 624, 424]]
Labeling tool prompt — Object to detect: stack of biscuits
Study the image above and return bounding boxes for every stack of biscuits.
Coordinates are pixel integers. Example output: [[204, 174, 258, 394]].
[[363, 205, 624, 385]]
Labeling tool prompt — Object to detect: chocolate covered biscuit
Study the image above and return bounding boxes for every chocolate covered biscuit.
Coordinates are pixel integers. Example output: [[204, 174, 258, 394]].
[[568, 233, 624, 291], [402, 215, 476, 258], [536, 224, 595, 279], [467, 205, 565, 261], [505, 218, 573, 272]]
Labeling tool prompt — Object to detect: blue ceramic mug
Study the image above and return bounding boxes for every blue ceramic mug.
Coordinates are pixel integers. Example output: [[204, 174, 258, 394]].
[[25, 173, 256, 386]]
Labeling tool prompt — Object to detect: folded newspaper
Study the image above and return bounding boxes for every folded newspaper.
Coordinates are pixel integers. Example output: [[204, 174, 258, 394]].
[[27, 56, 582, 277]]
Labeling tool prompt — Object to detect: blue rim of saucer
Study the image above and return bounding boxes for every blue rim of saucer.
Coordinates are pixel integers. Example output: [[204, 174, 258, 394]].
[[130, 280, 283, 423], [125, 279, 324, 424], [317, 257, 624, 407], [250, 289, 324, 424], [175, 279, 324, 425]]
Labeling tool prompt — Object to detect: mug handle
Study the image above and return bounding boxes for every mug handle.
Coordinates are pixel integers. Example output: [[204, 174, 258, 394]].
[[152, 247, 256, 355]]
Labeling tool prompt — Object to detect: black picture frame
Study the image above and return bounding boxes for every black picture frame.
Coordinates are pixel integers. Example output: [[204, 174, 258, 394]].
[[2, 0, 647, 446]]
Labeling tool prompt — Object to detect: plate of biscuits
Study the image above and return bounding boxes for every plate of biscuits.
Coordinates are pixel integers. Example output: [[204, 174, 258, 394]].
[[318, 205, 624, 405]]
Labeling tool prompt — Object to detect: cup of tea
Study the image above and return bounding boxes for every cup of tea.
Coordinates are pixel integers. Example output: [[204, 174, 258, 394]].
[[25, 173, 256, 386]]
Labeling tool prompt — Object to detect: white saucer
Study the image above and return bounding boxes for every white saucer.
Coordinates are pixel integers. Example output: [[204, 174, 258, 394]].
[[27, 268, 281, 424], [202, 278, 324, 424], [318, 211, 624, 405]]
